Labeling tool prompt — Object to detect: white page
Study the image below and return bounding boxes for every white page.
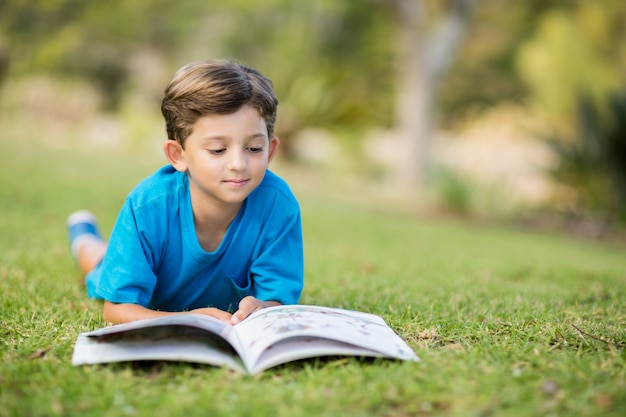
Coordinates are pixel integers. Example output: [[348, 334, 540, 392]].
[[72, 334, 246, 373], [247, 337, 388, 374], [80, 314, 233, 340], [72, 314, 246, 371], [233, 305, 418, 372]]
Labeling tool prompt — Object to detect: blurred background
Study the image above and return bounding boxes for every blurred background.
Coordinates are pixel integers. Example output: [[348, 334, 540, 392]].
[[1, 0, 624, 238]]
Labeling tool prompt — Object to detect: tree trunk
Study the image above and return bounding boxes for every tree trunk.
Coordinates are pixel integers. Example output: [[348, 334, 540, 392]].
[[390, 0, 474, 189]]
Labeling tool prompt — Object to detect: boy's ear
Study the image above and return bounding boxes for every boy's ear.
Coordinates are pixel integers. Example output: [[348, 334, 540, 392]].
[[267, 136, 280, 164], [163, 140, 187, 172]]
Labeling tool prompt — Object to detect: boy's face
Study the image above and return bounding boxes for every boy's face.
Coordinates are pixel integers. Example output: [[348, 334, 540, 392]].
[[167, 105, 279, 209]]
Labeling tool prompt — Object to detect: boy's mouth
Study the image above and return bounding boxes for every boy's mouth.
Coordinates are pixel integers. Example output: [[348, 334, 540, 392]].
[[224, 179, 249, 188]]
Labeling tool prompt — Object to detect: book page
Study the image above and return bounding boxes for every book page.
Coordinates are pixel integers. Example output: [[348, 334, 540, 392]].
[[72, 334, 246, 373], [245, 337, 388, 374], [72, 314, 245, 372], [80, 314, 233, 340], [233, 305, 418, 372]]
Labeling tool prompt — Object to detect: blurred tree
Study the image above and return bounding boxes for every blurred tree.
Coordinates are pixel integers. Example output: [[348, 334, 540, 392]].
[[0, 0, 398, 146], [383, 0, 474, 188], [0, 0, 208, 110], [439, 0, 563, 118], [516, 0, 625, 138], [548, 93, 626, 221], [0, 37, 7, 93], [5, 0, 615, 207], [516, 0, 626, 219], [384, 0, 570, 189]]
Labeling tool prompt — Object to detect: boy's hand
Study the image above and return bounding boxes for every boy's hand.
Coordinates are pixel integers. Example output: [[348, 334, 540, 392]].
[[190, 307, 233, 323], [231, 296, 280, 324]]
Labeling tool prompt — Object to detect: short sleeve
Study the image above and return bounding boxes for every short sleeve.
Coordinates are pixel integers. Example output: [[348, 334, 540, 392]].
[[85, 198, 159, 306]]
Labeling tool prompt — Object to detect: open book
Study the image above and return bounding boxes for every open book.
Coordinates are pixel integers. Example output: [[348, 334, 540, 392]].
[[72, 305, 418, 374]]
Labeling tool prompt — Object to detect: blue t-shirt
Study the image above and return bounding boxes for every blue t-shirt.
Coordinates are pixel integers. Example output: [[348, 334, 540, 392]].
[[86, 165, 304, 312]]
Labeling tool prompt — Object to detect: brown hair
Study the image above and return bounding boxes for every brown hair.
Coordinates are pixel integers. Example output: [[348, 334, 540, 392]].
[[161, 59, 278, 147]]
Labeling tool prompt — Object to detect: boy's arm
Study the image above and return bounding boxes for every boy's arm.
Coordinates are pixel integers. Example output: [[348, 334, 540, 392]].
[[103, 301, 232, 325], [230, 296, 281, 325]]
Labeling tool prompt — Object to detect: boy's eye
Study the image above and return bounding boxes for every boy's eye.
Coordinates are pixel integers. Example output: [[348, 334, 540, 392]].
[[209, 148, 226, 155], [247, 147, 263, 153]]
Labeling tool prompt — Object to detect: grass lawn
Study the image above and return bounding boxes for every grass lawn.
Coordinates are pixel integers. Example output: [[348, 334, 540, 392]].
[[1, 139, 625, 417]]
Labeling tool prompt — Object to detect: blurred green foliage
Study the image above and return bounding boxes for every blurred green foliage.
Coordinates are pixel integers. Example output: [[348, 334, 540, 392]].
[[516, 0, 625, 135], [0, 0, 211, 109], [516, 0, 626, 220], [0, 0, 562, 126], [0, 0, 396, 127], [548, 93, 626, 222], [1, 0, 624, 218]]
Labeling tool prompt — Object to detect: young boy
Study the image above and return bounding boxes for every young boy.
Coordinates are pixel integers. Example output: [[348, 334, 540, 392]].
[[67, 59, 304, 326]]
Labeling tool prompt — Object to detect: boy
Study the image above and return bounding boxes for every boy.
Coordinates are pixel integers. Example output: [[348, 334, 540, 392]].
[[67, 59, 304, 325]]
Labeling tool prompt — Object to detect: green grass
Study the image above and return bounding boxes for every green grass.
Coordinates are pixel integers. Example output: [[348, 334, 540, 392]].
[[1, 139, 625, 417]]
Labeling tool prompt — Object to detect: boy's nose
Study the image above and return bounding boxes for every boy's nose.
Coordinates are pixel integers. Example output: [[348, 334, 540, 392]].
[[227, 150, 247, 170]]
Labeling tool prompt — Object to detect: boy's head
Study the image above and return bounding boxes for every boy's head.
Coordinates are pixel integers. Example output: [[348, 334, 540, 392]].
[[161, 59, 278, 148]]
